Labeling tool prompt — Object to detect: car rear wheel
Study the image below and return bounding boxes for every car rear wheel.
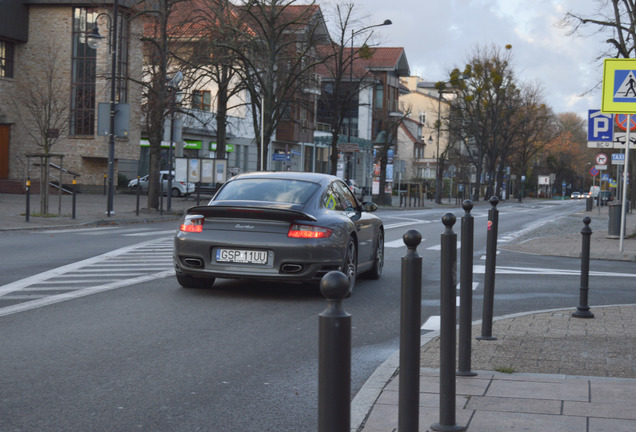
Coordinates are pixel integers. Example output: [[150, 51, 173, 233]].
[[364, 230, 384, 280], [176, 273, 214, 289], [171, 188, 181, 197], [343, 237, 357, 296]]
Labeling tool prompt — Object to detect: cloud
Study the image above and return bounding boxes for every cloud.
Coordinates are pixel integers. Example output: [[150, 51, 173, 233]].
[[359, 0, 608, 118]]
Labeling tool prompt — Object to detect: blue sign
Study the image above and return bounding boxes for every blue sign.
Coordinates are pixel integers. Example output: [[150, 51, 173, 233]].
[[613, 70, 636, 103], [272, 153, 289, 161], [588, 110, 614, 142], [601, 173, 610, 181]]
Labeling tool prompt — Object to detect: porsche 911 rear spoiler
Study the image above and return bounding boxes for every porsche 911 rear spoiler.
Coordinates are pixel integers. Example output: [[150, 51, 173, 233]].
[[185, 204, 317, 223]]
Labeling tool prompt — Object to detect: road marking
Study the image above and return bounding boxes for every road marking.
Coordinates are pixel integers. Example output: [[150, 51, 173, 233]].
[[0, 237, 175, 317], [473, 265, 636, 277], [422, 316, 440, 331], [427, 241, 461, 251]]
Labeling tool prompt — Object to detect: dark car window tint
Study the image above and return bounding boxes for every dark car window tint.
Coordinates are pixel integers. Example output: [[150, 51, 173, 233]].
[[333, 181, 357, 209], [215, 178, 320, 204]]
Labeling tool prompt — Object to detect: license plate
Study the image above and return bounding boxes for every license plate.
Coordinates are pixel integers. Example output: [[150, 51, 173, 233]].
[[216, 248, 268, 264]]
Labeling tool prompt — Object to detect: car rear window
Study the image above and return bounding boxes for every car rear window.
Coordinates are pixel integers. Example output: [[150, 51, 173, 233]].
[[214, 178, 321, 204]]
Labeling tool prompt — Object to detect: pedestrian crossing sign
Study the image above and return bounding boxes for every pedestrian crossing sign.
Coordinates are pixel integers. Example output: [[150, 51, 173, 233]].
[[602, 58, 636, 113]]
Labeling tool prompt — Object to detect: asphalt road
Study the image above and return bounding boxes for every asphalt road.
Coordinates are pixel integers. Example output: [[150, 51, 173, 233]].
[[1, 200, 635, 431]]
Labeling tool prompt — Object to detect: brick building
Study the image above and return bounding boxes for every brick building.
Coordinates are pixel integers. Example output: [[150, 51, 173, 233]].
[[0, 1, 143, 193]]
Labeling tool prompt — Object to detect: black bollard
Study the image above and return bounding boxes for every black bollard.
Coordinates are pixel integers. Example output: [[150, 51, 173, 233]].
[[478, 196, 499, 341], [399, 229, 422, 432], [432, 213, 465, 432], [135, 175, 140, 216], [72, 176, 77, 219], [25, 178, 31, 222], [573, 217, 594, 318], [318, 271, 351, 432], [457, 200, 477, 376]]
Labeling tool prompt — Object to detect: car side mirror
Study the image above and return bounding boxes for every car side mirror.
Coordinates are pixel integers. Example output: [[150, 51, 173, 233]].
[[361, 202, 378, 213]]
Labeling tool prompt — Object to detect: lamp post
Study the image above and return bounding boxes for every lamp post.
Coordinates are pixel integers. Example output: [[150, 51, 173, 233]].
[[88, 0, 119, 216], [347, 19, 392, 184], [166, 71, 182, 212]]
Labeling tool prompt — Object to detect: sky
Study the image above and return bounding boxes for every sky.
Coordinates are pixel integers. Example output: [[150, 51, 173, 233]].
[[342, 0, 610, 120]]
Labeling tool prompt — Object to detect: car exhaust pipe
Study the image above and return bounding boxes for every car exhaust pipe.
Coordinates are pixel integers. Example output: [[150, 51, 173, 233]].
[[281, 264, 303, 273], [183, 257, 204, 268]]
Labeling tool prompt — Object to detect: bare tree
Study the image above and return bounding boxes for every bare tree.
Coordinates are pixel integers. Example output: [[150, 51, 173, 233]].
[[449, 44, 520, 200], [316, 2, 379, 177], [12, 44, 69, 215], [226, 0, 328, 170], [178, 0, 246, 160]]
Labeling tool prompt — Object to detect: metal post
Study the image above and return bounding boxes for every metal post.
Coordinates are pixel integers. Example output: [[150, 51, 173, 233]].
[[399, 229, 422, 432], [135, 175, 140, 216], [573, 217, 594, 318], [478, 196, 499, 340], [160, 179, 164, 216], [72, 176, 77, 219], [432, 213, 465, 432], [167, 94, 175, 211], [106, 0, 119, 217], [457, 200, 477, 376], [318, 271, 351, 432], [25, 178, 31, 222]]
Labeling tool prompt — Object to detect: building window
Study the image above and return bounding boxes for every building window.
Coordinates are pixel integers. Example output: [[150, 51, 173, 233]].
[[0, 40, 15, 78], [419, 112, 426, 125], [374, 84, 383, 110], [71, 8, 98, 136], [192, 90, 211, 111]]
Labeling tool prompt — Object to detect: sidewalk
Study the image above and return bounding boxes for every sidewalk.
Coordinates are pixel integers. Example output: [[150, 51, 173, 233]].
[[354, 200, 636, 431], [0, 191, 207, 230]]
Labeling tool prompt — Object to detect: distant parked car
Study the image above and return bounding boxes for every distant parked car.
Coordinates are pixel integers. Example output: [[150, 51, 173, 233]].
[[128, 170, 195, 197], [570, 192, 581, 199], [346, 179, 363, 200]]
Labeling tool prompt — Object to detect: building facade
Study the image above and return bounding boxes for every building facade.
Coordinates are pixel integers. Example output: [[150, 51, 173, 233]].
[[0, 1, 143, 193]]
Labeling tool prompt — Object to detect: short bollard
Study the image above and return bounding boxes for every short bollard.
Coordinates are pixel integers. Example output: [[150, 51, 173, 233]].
[[458, 200, 477, 376], [432, 214, 465, 432], [573, 217, 594, 318], [399, 229, 422, 432], [72, 176, 77, 219], [318, 271, 351, 432], [25, 177, 31, 222], [478, 196, 499, 341]]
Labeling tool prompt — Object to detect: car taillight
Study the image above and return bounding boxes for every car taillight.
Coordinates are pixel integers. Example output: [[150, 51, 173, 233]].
[[288, 224, 332, 239], [180, 215, 204, 233]]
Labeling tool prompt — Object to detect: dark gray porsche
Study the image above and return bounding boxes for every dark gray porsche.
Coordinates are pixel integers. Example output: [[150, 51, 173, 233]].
[[173, 172, 384, 295]]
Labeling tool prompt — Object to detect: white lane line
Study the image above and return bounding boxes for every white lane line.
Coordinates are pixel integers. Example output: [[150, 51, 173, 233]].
[[124, 230, 176, 237], [473, 265, 636, 277], [422, 316, 440, 331], [385, 238, 426, 248], [427, 241, 462, 251], [384, 220, 431, 230]]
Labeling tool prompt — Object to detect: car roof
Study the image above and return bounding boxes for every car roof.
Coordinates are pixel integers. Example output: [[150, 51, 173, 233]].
[[229, 171, 341, 186]]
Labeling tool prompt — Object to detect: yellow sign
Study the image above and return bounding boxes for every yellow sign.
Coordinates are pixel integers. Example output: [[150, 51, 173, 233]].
[[602, 58, 636, 113]]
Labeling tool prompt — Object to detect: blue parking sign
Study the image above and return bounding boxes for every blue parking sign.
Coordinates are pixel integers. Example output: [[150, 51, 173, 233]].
[[588, 110, 614, 142]]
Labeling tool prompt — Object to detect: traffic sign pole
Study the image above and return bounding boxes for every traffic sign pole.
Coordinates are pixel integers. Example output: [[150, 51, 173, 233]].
[[620, 115, 631, 252]]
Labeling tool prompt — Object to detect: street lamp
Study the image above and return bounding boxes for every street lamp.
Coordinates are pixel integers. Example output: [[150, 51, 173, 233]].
[[166, 71, 182, 211], [87, 0, 119, 216], [346, 19, 392, 184]]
